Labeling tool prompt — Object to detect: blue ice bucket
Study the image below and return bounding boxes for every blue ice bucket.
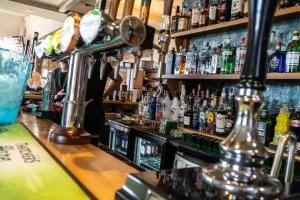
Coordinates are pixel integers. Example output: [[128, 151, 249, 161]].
[[0, 48, 31, 124]]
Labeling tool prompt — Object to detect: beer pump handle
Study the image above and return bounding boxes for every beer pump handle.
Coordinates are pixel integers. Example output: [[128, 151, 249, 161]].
[[122, 0, 135, 18], [140, 0, 151, 24]]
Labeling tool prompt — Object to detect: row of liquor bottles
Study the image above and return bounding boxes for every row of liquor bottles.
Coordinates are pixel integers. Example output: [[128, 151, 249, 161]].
[[171, 0, 300, 33], [139, 84, 300, 146], [139, 139, 161, 158], [165, 31, 300, 75]]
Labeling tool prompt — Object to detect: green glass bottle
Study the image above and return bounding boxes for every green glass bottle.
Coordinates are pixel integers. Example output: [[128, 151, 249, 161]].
[[286, 31, 300, 72], [221, 38, 234, 74], [257, 110, 273, 146]]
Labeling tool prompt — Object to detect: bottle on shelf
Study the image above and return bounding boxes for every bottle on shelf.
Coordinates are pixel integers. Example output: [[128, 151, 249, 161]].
[[215, 88, 227, 136], [171, 6, 181, 33], [224, 88, 235, 135], [188, 9, 193, 30], [219, 0, 232, 22], [199, 0, 209, 27], [162, 91, 172, 120], [199, 89, 209, 131], [198, 42, 211, 74], [179, 48, 187, 74], [257, 110, 273, 146], [174, 46, 185, 75], [192, 85, 202, 129], [268, 42, 284, 73], [178, 5, 189, 32], [279, 45, 287, 73], [150, 94, 157, 120], [290, 107, 300, 148], [155, 92, 163, 121], [267, 31, 277, 56], [184, 94, 193, 128], [279, 0, 295, 8], [207, 93, 218, 134], [185, 44, 198, 75], [234, 36, 247, 74], [231, 0, 245, 20], [191, 0, 201, 29], [166, 48, 176, 74], [221, 38, 234, 74], [178, 85, 187, 127], [171, 91, 181, 121], [286, 31, 300, 72], [243, 0, 248, 17], [210, 42, 222, 74], [209, 0, 219, 25], [272, 103, 291, 145]]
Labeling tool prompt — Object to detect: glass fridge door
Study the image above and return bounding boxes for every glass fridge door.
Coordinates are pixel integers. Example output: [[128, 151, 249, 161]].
[[135, 137, 162, 171], [110, 128, 129, 156]]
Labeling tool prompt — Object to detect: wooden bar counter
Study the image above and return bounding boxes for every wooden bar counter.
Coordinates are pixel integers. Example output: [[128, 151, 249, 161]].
[[17, 113, 138, 200]]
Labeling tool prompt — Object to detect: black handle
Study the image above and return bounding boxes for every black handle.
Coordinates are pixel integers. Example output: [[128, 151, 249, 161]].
[[239, 0, 279, 90], [95, 0, 107, 11]]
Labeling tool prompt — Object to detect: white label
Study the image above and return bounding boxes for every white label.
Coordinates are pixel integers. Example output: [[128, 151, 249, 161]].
[[178, 18, 188, 30], [192, 8, 200, 25], [210, 54, 219, 74], [231, 0, 244, 15], [257, 121, 267, 144], [222, 50, 233, 56], [140, 145, 145, 155], [209, 6, 217, 21], [286, 52, 300, 67], [216, 113, 225, 133], [80, 10, 101, 44], [184, 116, 191, 125], [60, 16, 75, 53], [235, 49, 246, 73]]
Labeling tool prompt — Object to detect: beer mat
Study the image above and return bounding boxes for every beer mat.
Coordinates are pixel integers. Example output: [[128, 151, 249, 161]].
[[268, 142, 300, 157], [0, 123, 95, 200]]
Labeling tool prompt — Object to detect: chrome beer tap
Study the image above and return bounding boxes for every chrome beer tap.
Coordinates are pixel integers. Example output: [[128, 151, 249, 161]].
[[202, 0, 297, 199], [99, 53, 107, 80], [113, 50, 122, 80]]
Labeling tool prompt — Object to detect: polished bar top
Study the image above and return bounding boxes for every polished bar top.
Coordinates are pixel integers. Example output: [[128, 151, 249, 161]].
[[18, 113, 138, 200]]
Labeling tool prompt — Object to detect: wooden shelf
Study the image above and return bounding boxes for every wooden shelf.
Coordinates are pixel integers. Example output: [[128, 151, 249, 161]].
[[162, 73, 300, 80], [172, 5, 300, 38]]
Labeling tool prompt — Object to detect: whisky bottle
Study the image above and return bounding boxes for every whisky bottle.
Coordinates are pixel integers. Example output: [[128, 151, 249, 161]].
[[207, 94, 218, 134], [219, 0, 232, 22], [209, 0, 219, 25], [199, 0, 209, 27], [231, 0, 245, 20], [191, 0, 201, 29], [171, 6, 181, 33], [179, 48, 186, 74], [257, 110, 273, 146], [178, 6, 189, 31], [215, 88, 227, 136]]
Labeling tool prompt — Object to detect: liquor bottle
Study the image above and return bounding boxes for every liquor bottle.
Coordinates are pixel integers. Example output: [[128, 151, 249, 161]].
[[221, 38, 234, 74], [231, 0, 245, 20], [199, 89, 210, 131], [235, 36, 247, 74], [273, 104, 291, 145], [145, 141, 152, 157], [215, 88, 227, 136], [191, 0, 201, 29], [267, 31, 277, 56], [185, 45, 198, 74], [171, 91, 181, 121], [174, 46, 183, 74], [198, 42, 210, 74], [178, 85, 187, 127], [178, 6, 189, 32], [219, 0, 232, 22], [224, 88, 235, 135], [188, 9, 193, 30], [268, 42, 284, 73], [243, 0, 248, 17], [192, 85, 202, 129], [286, 31, 300, 72], [166, 48, 176, 74], [155, 93, 163, 121], [279, 45, 286, 73], [290, 107, 300, 147], [163, 91, 172, 120], [184, 95, 193, 128], [199, 0, 209, 27], [257, 110, 273, 146], [210, 42, 221, 74], [179, 48, 186, 74], [280, 0, 295, 8], [207, 93, 218, 134], [171, 6, 181, 33], [150, 94, 157, 120], [209, 0, 219, 25], [143, 93, 150, 119]]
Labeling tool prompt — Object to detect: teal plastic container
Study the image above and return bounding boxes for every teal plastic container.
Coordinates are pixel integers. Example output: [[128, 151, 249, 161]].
[[0, 48, 31, 125]]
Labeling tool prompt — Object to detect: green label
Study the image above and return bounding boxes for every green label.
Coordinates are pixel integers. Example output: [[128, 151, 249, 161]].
[[0, 123, 91, 200]]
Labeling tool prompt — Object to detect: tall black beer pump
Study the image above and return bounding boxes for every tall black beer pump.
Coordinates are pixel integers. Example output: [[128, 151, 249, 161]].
[[202, 0, 297, 198]]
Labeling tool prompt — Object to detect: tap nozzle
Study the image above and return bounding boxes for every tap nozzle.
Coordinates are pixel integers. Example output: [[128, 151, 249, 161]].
[[114, 50, 122, 80], [99, 53, 107, 80]]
